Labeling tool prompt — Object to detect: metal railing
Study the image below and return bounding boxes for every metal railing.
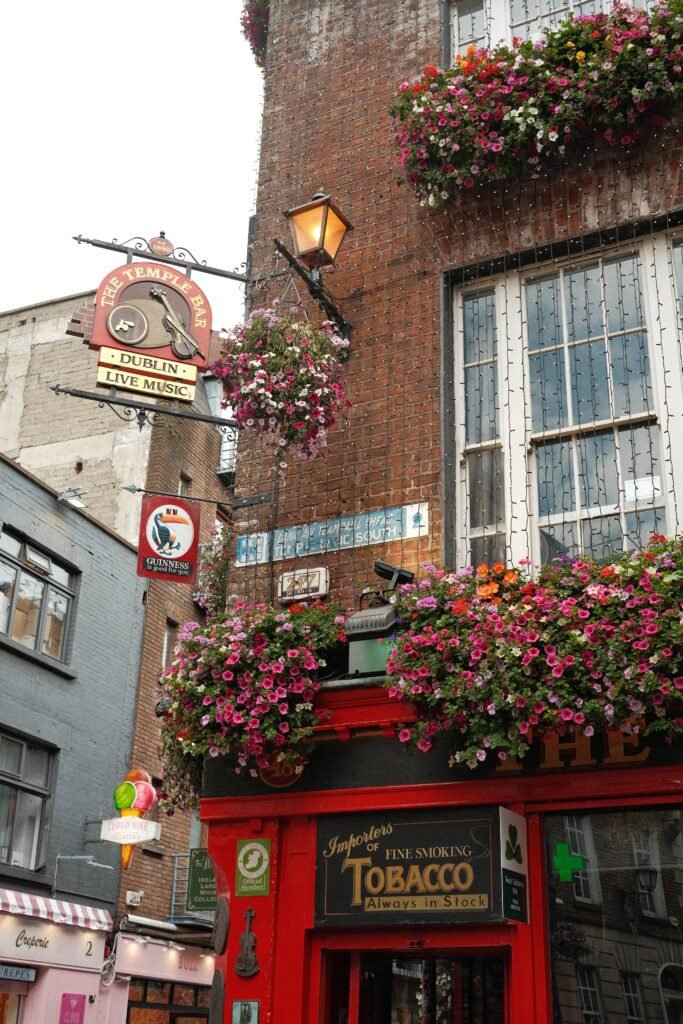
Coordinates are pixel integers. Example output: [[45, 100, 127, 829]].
[[170, 853, 214, 925]]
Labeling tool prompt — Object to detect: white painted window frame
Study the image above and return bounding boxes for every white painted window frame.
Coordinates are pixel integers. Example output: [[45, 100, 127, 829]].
[[449, 0, 652, 54], [452, 232, 683, 570]]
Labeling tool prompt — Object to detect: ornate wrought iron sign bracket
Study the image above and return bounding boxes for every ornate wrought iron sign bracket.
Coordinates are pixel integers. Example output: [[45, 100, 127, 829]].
[[50, 383, 239, 437], [73, 232, 248, 283]]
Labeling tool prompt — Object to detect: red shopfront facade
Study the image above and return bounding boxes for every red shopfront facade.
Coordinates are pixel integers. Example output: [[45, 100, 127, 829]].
[[202, 686, 683, 1024]]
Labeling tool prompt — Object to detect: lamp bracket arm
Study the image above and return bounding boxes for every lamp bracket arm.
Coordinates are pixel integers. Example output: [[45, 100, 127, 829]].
[[272, 238, 352, 343]]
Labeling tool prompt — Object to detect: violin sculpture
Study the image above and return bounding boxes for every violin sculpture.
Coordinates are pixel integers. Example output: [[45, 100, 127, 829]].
[[235, 907, 259, 978]]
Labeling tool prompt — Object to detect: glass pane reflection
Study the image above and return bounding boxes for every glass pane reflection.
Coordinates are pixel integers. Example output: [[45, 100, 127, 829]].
[[359, 954, 504, 1024], [546, 808, 683, 1024]]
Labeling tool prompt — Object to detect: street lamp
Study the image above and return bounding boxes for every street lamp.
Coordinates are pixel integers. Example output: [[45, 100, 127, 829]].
[[273, 192, 354, 341], [57, 487, 89, 510]]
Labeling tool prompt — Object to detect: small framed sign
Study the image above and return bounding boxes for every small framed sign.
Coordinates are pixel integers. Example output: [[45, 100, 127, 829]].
[[232, 1001, 259, 1024], [236, 839, 271, 896], [278, 567, 329, 602]]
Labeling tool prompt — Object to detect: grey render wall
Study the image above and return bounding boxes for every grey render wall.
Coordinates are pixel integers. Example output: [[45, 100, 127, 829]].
[[0, 457, 146, 911]]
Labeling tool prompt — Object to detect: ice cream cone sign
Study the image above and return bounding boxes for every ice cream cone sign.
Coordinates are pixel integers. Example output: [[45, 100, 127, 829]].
[[111, 769, 158, 870]]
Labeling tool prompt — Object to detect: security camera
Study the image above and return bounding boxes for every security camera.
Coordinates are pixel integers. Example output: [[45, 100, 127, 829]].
[[374, 560, 415, 589]]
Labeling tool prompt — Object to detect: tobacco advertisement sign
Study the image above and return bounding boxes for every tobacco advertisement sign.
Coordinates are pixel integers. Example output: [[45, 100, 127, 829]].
[[315, 808, 502, 927]]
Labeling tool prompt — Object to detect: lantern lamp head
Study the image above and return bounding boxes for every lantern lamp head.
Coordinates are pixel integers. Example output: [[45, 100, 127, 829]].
[[284, 192, 353, 270]]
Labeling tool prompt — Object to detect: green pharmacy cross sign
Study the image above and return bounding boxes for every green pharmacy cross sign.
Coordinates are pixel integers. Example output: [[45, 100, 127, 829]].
[[553, 842, 585, 883]]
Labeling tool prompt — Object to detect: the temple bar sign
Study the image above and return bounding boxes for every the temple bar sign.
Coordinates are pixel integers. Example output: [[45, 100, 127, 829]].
[[315, 807, 528, 927]]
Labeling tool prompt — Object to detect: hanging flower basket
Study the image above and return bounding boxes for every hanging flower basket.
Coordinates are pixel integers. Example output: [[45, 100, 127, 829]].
[[384, 537, 683, 769], [241, 0, 270, 68], [211, 307, 350, 469], [193, 523, 231, 620], [390, 2, 683, 206], [158, 601, 348, 808]]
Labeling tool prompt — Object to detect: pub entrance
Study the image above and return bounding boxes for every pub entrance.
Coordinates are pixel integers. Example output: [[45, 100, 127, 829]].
[[322, 947, 509, 1024]]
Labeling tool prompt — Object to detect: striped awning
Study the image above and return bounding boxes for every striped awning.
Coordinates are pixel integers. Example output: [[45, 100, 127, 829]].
[[0, 888, 112, 932]]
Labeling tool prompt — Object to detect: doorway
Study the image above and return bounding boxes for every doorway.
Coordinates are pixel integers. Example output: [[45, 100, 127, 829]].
[[325, 952, 506, 1024]]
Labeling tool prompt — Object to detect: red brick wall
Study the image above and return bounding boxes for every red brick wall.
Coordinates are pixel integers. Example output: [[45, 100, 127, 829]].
[[116, 412, 229, 922], [228, 0, 683, 612]]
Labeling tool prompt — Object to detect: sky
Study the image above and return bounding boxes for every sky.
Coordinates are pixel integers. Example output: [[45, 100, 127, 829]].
[[1, 1, 263, 331]]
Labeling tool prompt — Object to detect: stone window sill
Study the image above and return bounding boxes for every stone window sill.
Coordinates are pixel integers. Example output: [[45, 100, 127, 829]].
[[0, 632, 77, 679]]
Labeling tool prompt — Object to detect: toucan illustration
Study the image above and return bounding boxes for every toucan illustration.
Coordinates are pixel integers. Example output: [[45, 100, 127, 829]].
[[151, 511, 190, 554]]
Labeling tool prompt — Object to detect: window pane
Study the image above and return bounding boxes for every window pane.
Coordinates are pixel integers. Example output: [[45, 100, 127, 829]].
[[0, 738, 22, 777], [511, 0, 539, 28], [577, 432, 618, 508], [463, 291, 496, 364], [547, 809, 683, 1024], [42, 589, 69, 660], [0, 561, 16, 634], [537, 441, 575, 517], [0, 784, 15, 864], [147, 981, 170, 1004], [565, 264, 602, 342], [0, 534, 21, 558], [619, 423, 661, 506], [471, 533, 506, 567], [530, 351, 568, 432], [11, 790, 44, 870], [172, 985, 195, 1006], [610, 332, 652, 416], [570, 341, 610, 424], [625, 508, 666, 551], [25, 547, 50, 574], [455, 0, 486, 49], [581, 515, 623, 561], [526, 276, 562, 351], [465, 365, 498, 443], [674, 242, 683, 315], [50, 564, 70, 588], [11, 572, 44, 650], [23, 745, 49, 788], [604, 255, 644, 334], [468, 449, 504, 529], [539, 523, 578, 562]]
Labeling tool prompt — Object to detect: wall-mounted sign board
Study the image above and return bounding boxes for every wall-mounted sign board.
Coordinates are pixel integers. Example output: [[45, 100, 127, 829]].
[[315, 806, 527, 928], [237, 503, 428, 567]]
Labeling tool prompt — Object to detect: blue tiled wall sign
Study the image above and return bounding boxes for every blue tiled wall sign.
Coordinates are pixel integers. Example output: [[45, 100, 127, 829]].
[[235, 503, 429, 567]]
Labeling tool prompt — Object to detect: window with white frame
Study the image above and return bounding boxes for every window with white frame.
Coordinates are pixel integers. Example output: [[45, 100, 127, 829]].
[[575, 965, 604, 1024], [632, 827, 667, 917], [451, 0, 490, 53], [450, 0, 656, 55], [0, 731, 53, 871], [565, 814, 602, 904], [454, 235, 682, 568], [621, 973, 645, 1024], [509, 0, 601, 40], [203, 374, 237, 477], [0, 530, 74, 662]]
